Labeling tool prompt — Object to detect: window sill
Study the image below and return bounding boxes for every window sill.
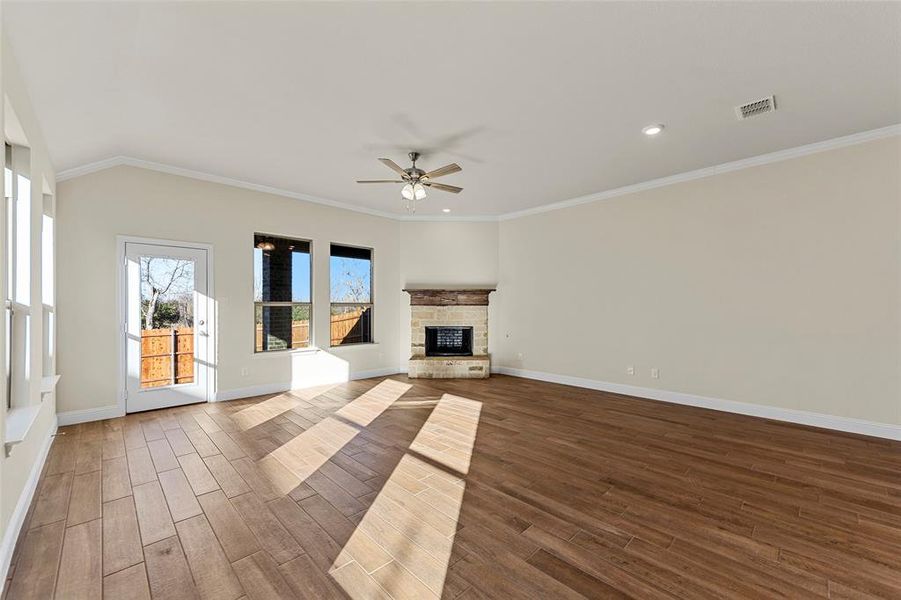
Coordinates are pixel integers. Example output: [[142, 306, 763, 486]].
[[329, 342, 379, 350], [41, 374, 60, 395], [4, 404, 42, 457], [252, 347, 321, 359]]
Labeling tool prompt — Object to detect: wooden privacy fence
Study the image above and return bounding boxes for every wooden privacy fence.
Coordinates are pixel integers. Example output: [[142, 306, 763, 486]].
[[330, 307, 369, 345], [253, 308, 369, 349], [143, 312, 370, 385], [141, 327, 194, 388], [255, 321, 311, 350]]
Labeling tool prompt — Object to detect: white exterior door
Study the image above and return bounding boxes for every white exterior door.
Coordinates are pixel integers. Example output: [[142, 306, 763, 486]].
[[124, 242, 211, 412]]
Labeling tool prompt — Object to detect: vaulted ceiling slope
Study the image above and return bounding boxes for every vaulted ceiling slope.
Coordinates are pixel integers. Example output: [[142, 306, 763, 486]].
[[5, 1, 900, 217]]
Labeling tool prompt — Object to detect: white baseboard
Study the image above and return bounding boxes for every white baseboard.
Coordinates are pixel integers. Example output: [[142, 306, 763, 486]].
[[55, 368, 405, 415], [0, 418, 58, 594], [57, 405, 123, 426], [214, 367, 403, 403], [494, 366, 901, 441], [351, 367, 403, 380], [55, 367, 898, 440]]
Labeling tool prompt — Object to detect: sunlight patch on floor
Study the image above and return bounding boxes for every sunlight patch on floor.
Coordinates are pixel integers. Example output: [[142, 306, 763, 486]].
[[287, 382, 341, 402], [259, 379, 412, 488], [231, 383, 341, 431], [330, 393, 482, 600], [232, 394, 302, 431]]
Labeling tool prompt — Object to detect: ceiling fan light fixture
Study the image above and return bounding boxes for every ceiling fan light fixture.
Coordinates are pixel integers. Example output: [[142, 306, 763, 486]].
[[361, 153, 459, 212], [402, 183, 427, 201]]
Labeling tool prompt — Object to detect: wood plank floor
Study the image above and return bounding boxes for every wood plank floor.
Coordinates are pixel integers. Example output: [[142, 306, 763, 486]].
[[3, 375, 901, 599]]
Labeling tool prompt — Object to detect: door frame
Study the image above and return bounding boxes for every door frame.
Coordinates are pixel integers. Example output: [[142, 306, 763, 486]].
[[116, 235, 216, 416]]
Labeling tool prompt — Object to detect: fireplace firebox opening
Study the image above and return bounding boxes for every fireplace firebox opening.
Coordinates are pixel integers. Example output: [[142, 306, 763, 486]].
[[425, 326, 473, 357]]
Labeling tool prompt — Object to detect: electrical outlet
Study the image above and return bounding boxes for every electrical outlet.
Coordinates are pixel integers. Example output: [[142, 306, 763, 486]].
[[651, 368, 659, 379], [241, 367, 249, 377], [627, 366, 635, 376], [516, 352, 524, 361]]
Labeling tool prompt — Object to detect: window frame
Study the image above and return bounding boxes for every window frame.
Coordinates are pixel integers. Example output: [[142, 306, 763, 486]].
[[5, 143, 32, 411], [253, 232, 313, 354], [42, 195, 55, 387], [329, 242, 375, 347]]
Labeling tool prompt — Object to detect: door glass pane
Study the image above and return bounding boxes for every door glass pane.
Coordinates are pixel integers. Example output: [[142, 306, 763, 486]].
[[140, 256, 195, 388]]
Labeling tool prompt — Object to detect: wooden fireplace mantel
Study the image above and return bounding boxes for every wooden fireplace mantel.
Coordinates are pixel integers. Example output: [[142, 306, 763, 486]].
[[403, 288, 496, 306]]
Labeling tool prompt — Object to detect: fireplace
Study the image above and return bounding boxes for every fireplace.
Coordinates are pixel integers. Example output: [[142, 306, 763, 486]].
[[404, 287, 495, 379], [425, 326, 473, 357]]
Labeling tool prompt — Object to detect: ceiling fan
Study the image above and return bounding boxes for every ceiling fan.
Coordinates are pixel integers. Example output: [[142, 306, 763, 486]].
[[357, 151, 462, 213]]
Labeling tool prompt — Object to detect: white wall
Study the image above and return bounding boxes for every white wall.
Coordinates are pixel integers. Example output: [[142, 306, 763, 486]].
[[57, 166, 402, 413], [0, 34, 58, 583], [57, 177, 505, 411], [494, 136, 901, 426], [398, 221, 499, 366], [57, 135, 901, 433]]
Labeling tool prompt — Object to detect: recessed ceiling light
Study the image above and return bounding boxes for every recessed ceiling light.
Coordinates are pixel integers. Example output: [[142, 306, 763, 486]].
[[642, 124, 664, 136], [442, 208, 451, 213]]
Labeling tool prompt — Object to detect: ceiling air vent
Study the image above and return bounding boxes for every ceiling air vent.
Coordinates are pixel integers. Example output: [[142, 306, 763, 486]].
[[735, 95, 776, 120]]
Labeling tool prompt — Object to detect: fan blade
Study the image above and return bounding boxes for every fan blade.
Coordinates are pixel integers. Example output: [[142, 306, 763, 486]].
[[378, 158, 410, 178], [424, 181, 463, 194], [356, 179, 405, 183], [423, 163, 462, 179]]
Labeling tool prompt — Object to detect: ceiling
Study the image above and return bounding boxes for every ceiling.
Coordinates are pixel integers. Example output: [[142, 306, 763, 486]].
[[5, 1, 900, 217]]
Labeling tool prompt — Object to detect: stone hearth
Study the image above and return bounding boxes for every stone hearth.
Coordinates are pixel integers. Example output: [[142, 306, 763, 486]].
[[404, 287, 494, 378]]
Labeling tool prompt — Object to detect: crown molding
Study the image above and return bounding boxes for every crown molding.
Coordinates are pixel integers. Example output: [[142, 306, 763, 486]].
[[56, 155, 492, 222], [55, 155, 125, 182], [56, 124, 899, 223], [56, 155, 403, 219], [499, 123, 901, 221], [400, 213, 499, 223]]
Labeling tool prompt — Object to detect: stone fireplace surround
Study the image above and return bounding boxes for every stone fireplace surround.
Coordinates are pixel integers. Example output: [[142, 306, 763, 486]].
[[404, 287, 495, 378]]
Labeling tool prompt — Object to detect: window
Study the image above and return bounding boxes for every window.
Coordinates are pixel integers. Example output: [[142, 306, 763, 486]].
[[330, 244, 373, 346], [4, 146, 10, 410], [42, 211, 53, 306], [5, 146, 11, 299], [42, 197, 55, 380], [5, 143, 32, 409], [254, 234, 311, 352]]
